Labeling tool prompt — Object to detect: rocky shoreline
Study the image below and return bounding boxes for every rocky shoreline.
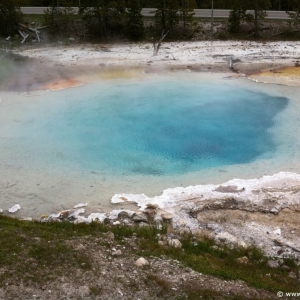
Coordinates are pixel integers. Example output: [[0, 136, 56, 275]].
[[4, 172, 296, 263]]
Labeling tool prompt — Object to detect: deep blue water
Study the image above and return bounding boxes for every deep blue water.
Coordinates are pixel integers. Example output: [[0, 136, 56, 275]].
[[0, 76, 288, 176]]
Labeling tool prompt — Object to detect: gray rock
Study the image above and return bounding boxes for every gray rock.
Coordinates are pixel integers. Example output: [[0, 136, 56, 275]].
[[273, 228, 281, 235], [132, 213, 148, 223], [236, 256, 249, 264], [112, 250, 122, 256], [105, 231, 115, 241], [288, 271, 297, 279], [113, 221, 120, 225], [273, 237, 283, 246], [103, 217, 111, 224], [270, 207, 280, 214], [144, 208, 157, 217], [146, 203, 159, 209], [158, 241, 166, 246], [75, 244, 86, 251], [77, 285, 89, 297], [118, 211, 130, 219], [267, 260, 279, 268], [135, 257, 149, 267], [282, 265, 290, 270], [161, 213, 173, 221], [166, 233, 180, 239], [68, 208, 85, 219], [238, 240, 248, 248], [168, 239, 182, 249], [216, 232, 237, 244], [214, 185, 245, 193], [8, 204, 21, 213]]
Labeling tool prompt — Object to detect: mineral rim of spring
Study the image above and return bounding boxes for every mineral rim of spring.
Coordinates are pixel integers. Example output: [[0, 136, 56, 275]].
[[0, 75, 287, 176]]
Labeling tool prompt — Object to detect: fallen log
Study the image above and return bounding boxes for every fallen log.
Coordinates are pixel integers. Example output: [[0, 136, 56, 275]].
[[34, 29, 40, 42], [18, 23, 48, 43], [18, 29, 29, 43], [18, 29, 25, 38]]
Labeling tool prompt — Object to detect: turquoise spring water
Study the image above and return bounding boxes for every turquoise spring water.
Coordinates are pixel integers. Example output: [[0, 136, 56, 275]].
[[0, 76, 287, 174], [0, 72, 297, 216]]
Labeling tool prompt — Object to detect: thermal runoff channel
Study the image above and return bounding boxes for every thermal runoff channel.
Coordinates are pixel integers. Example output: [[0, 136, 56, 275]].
[[0, 75, 287, 177]]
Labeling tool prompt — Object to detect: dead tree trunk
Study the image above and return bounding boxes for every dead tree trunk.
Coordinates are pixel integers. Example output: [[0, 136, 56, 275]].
[[152, 30, 169, 56], [229, 56, 238, 73]]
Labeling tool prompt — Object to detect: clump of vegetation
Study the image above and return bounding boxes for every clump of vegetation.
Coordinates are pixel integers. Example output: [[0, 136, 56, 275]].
[[287, 0, 300, 28]]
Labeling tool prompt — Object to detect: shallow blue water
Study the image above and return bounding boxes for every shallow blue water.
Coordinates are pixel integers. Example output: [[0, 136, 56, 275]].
[[0, 76, 288, 177]]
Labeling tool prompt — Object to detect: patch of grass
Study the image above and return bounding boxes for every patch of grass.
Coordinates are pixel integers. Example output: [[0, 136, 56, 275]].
[[181, 239, 298, 292], [89, 285, 102, 295], [283, 256, 298, 269], [126, 279, 140, 291], [0, 215, 298, 295], [136, 232, 299, 293], [146, 273, 171, 290], [0, 216, 98, 286], [0, 215, 167, 286], [145, 273, 172, 297]]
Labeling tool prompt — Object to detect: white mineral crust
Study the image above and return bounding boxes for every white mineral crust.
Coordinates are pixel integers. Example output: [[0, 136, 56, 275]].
[[8, 204, 21, 213]]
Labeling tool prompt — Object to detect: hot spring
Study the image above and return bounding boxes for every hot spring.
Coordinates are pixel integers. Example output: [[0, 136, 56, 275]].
[[1, 72, 300, 217]]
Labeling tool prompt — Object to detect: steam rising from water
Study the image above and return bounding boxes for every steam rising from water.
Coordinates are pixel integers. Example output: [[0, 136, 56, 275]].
[[0, 52, 114, 92]]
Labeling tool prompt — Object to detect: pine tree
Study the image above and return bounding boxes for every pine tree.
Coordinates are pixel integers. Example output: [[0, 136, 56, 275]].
[[153, 0, 180, 33], [81, 0, 125, 38], [228, 0, 250, 33], [248, 0, 271, 37], [287, 0, 300, 27], [228, 0, 270, 36], [126, 0, 144, 40], [44, 0, 75, 33], [0, 0, 23, 36], [179, 0, 196, 28]]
